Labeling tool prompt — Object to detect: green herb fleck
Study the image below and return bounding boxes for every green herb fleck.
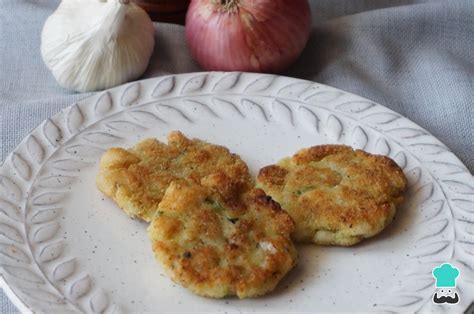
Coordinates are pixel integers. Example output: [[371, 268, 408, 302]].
[[227, 217, 239, 224], [205, 198, 227, 211], [294, 186, 315, 196]]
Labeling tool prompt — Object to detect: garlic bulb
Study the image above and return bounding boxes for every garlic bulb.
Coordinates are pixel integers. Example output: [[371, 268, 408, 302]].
[[41, 0, 155, 92]]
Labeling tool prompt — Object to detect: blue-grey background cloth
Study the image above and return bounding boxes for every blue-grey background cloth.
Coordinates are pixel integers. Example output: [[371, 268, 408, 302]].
[[1, 0, 473, 312]]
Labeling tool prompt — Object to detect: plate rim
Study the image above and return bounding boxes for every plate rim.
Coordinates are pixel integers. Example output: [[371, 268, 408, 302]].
[[0, 71, 472, 313]]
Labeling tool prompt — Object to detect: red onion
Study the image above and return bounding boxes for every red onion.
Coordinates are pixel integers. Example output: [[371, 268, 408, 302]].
[[185, 0, 311, 73]]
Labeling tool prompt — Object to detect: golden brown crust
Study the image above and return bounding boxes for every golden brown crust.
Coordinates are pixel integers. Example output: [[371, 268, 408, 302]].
[[256, 145, 407, 246], [292, 145, 354, 164], [147, 181, 298, 299], [96, 132, 253, 221]]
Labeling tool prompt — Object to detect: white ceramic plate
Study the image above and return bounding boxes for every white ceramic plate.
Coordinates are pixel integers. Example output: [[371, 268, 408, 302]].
[[0, 73, 472, 313]]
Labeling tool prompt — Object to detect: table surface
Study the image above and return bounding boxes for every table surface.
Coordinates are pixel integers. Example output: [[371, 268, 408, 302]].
[[1, 0, 473, 312]]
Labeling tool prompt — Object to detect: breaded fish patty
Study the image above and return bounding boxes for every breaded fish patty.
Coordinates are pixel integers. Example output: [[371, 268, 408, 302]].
[[147, 181, 298, 299], [256, 145, 407, 246], [96, 131, 253, 221]]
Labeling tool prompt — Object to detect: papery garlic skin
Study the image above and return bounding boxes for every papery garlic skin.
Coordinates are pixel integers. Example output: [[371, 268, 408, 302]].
[[186, 0, 311, 73], [41, 0, 155, 92]]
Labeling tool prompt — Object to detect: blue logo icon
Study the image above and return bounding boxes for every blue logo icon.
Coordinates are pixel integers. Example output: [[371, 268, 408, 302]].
[[432, 263, 460, 305]]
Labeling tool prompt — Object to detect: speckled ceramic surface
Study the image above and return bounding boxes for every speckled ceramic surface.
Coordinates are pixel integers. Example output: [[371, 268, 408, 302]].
[[0, 72, 472, 313]]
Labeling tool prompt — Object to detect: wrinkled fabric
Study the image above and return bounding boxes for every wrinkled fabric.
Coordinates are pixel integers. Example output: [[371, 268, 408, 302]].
[[0, 0, 473, 310]]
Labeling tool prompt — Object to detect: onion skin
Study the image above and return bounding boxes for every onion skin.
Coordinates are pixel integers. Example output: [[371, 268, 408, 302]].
[[185, 0, 311, 73]]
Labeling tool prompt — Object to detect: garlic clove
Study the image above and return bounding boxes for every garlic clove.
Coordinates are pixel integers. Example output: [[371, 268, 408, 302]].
[[41, 0, 155, 92]]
